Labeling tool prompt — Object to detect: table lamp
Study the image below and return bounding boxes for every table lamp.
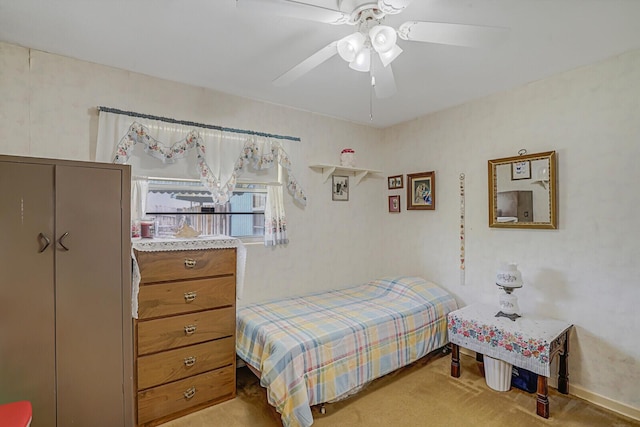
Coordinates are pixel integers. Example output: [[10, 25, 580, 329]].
[[495, 263, 523, 321]]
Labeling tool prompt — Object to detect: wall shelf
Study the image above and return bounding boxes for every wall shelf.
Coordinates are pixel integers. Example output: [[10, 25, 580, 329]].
[[309, 164, 381, 185], [531, 179, 549, 189]]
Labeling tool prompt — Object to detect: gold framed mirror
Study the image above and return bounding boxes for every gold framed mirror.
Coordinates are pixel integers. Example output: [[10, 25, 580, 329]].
[[488, 151, 557, 229]]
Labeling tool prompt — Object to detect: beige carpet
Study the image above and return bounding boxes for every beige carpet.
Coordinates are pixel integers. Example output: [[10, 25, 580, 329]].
[[162, 351, 640, 427]]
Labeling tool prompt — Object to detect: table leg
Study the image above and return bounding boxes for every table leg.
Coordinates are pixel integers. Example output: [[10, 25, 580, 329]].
[[476, 352, 485, 377], [558, 330, 570, 394], [536, 375, 550, 418], [451, 343, 460, 378]]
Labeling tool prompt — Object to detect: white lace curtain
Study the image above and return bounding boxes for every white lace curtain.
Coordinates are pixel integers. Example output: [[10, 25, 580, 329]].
[[265, 186, 289, 246], [131, 176, 149, 220], [96, 111, 305, 245]]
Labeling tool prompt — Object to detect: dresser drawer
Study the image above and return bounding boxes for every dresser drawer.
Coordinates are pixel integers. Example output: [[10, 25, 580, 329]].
[[137, 365, 235, 426], [138, 276, 235, 319], [137, 307, 235, 356], [137, 337, 235, 390], [135, 248, 236, 283]]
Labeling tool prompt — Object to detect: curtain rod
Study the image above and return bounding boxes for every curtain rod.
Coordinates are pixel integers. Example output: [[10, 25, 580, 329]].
[[145, 176, 282, 186], [97, 106, 301, 142]]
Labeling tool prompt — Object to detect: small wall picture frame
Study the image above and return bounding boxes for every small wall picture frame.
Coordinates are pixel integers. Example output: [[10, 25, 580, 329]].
[[511, 160, 531, 180], [332, 175, 349, 201], [387, 175, 403, 189], [407, 171, 436, 210], [388, 195, 401, 213]]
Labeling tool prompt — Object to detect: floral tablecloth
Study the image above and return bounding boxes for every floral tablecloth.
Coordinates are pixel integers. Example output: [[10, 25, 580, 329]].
[[447, 304, 571, 377]]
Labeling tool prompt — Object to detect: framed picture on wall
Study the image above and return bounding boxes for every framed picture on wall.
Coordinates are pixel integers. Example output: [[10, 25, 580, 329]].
[[407, 171, 436, 210], [511, 160, 531, 180], [332, 175, 349, 201], [388, 195, 401, 213], [387, 175, 403, 189]]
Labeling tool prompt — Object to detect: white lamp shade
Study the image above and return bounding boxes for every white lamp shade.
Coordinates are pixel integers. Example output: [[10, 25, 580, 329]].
[[496, 263, 523, 288], [337, 32, 365, 62], [378, 44, 403, 67], [349, 48, 371, 72], [369, 25, 397, 54]]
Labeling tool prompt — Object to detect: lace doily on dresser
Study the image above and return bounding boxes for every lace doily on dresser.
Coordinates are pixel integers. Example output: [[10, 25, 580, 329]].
[[132, 236, 240, 251], [131, 236, 247, 318]]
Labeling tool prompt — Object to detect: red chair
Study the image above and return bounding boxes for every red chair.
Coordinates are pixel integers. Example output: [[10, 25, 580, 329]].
[[0, 401, 32, 427]]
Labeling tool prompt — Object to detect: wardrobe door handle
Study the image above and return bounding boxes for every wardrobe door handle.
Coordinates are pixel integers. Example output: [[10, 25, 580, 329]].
[[184, 324, 197, 335], [38, 233, 51, 253], [58, 232, 70, 251]]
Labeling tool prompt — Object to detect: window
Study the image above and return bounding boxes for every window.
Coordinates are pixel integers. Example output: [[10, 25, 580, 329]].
[[145, 178, 268, 241]]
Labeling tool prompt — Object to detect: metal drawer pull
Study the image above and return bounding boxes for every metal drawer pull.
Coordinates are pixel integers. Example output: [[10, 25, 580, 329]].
[[183, 387, 196, 400], [184, 258, 197, 268], [184, 356, 197, 367], [184, 324, 197, 335], [184, 291, 197, 302]]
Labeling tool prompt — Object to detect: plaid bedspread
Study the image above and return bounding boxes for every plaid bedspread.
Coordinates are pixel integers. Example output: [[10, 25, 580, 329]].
[[236, 276, 458, 427]]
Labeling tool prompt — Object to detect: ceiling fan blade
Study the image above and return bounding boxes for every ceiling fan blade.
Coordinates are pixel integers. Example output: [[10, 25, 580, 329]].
[[398, 21, 509, 47], [236, 0, 349, 25], [371, 55, 396, 99], [377, 0, 413, 15], [273, 41, 339, 86]]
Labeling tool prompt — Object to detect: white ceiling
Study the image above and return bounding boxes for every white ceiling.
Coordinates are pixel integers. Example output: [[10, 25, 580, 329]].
[[1, 0, 640, 128]]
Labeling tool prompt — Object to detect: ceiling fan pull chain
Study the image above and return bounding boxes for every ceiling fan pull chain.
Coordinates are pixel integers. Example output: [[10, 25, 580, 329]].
[[370, 74, 375, 121], [370, 87, 373, 121]]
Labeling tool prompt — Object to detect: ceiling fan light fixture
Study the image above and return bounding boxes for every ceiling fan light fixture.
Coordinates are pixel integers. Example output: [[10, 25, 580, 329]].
[[378, 44, 402, 67], [377, 0, 412, 15], [397, 21, 415, 41], [337, 32, 366, 62], [349, 48, 371, 72], [369, 25, 397, 54]]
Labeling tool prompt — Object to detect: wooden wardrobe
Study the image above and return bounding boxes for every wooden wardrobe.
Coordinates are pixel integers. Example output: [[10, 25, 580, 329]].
[[0, 155, 134, 427]]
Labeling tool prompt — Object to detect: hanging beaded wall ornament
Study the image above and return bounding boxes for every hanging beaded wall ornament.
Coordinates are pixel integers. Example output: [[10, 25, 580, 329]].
[[459, 173, 466, 286]]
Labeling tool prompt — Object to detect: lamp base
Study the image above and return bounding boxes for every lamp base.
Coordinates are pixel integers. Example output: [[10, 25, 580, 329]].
[[498, 289, 521, 318], [495, 311, 521, 321]]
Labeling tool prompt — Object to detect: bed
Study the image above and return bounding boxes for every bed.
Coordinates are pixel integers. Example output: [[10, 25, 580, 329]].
[[235, 276, 459, 427]]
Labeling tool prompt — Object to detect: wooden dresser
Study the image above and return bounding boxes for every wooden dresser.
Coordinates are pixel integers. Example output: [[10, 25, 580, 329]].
[[134, 247, 237, 426]]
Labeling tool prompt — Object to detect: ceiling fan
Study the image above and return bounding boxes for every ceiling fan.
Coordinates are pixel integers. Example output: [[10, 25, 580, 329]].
[[236, 0, 508, 99]]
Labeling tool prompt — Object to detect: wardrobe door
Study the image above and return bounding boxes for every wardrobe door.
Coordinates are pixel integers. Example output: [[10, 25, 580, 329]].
[[55, 165, 126, 427], [0, 161, 57, 427]]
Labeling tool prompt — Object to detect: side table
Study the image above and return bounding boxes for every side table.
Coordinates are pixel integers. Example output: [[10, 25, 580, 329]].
[[447, 303, 572, 418]]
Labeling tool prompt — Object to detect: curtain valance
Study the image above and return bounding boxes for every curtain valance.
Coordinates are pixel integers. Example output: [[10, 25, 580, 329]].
[[96, 111, 307, 206]]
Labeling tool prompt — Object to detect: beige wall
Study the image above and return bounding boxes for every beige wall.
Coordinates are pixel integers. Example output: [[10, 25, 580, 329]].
[[0, 41, 387, 305], [1, 41, 639, 418], [381, 49, 640, 416]]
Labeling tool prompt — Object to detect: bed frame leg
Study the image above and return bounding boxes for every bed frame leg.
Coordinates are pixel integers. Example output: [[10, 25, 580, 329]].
[[319, 404, 326, 414]]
